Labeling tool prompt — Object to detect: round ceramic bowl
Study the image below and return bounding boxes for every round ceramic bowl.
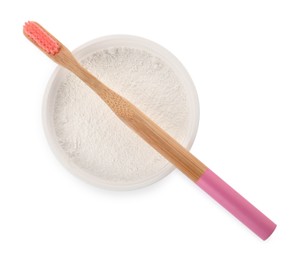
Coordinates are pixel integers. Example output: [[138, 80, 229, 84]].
[[43, 35, 199, 190]]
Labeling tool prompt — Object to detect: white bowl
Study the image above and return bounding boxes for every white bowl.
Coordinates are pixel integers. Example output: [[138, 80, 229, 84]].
[[43, 35, 199, 190]]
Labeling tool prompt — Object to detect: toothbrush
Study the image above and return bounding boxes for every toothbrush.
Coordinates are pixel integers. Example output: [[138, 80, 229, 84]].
[[23, 21, 276, 240]]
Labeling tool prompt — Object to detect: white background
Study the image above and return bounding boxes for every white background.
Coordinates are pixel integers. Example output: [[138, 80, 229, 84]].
[[1, 1, 296, 259]]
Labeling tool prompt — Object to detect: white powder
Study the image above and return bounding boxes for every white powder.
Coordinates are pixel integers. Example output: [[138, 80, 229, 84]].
[[53, 47, 190, 186]]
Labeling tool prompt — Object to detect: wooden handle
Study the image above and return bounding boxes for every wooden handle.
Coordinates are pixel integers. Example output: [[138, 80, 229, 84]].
[[23, 21, 207, 182], [52, 44, 207, 182]]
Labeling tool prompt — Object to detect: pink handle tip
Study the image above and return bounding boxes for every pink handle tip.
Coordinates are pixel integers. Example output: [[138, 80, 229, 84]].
[[196, 169, 276, 240]]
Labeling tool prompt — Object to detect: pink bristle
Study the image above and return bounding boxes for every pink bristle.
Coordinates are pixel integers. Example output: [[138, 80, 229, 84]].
[[23, 21, 60, 55]]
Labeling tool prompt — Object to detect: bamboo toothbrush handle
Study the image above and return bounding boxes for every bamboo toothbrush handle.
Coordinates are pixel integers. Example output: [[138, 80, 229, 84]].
[[64, 50, 276, 240], [54, 47, 205, 181]]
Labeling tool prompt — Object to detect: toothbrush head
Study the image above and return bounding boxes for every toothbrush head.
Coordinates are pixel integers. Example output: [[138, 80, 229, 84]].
[[23, 21, 61, 55]]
